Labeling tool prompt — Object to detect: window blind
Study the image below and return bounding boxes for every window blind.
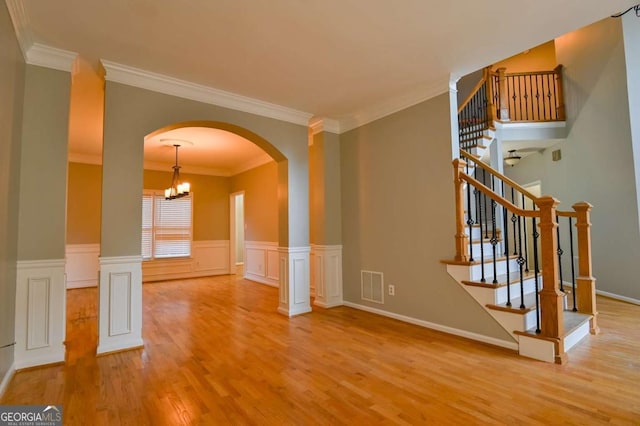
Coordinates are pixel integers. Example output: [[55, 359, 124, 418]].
[[141, 192, 192, 259]]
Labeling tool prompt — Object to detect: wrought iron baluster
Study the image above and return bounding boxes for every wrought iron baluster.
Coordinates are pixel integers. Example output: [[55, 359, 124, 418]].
[[522, 193, 529, 272], [556, 214, 565, 292], [483, 169, 489, 239], [569, 217, 577, 311], [477, 183, 485, 283], [490, 176, 498, 284], [517, 212, 525, 309], [466, 162, 474, 262], [511, 188, 518, 255], [532, 208, 541, 333]]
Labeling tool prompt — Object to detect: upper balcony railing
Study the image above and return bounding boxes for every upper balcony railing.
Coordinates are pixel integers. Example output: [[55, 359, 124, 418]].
[[458, 65, 566, 147]]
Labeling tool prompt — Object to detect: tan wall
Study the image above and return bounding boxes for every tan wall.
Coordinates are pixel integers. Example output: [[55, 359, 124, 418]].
[[102, 82, 308, 257], [506, 18, 639, 300], [341, 93, 512, 341], [18, 65, 70, 260], [230, 161, 278, 242], [493, 40, 557, 73], [67, 162, 102, 244], [144, 170, 230, 241], [0, 1, 26, 386], [309, 131, 342, 245]]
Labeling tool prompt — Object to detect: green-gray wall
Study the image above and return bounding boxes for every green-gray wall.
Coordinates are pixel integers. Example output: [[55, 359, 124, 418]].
[[506, 18, 640, 301], [0, 1, 25, 388], [310, 131, 342, 245], [101, 82, 308, 257], [17, 65, 70, 260], [340, 93, 512, 341]]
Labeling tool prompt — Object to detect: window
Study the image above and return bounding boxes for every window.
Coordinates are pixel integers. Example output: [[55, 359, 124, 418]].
[[142, 191, 193, 260]]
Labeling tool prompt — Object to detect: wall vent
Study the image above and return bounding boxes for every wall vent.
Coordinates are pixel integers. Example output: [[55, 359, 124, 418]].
[[361, 270, 384, 304], [552, 149, 561, 161]]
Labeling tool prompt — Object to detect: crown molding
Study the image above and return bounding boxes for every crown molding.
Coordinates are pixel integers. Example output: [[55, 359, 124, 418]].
[[5, 0, 33, 59], [309, 117, 341, 135], [101, 60, 313, 127], [229, 153, 274, 176], [143, 161, 230, 177], [338, 76, 451, 133], [26, 43, 77, 72]]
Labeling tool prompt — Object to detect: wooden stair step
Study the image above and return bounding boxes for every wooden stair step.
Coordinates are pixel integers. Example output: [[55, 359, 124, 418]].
[[515, 310, 591, 338], [486, 291, 539, 314], [462, 270, 538, 289]]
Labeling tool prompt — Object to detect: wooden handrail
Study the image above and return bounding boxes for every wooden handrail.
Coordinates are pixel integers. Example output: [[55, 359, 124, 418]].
[[459, 172, 539, 218]]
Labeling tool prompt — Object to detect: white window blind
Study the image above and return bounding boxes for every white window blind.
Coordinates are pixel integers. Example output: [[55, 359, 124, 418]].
[[141, 191, 192, 259]]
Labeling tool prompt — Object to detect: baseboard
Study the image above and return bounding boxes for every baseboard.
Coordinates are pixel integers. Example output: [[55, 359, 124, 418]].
[[342, 301, 518, 351], [0, 362, 16, 399], [66, 279, 98, 288], [244, 274, 278, 288], [596, 290, 640, 306]]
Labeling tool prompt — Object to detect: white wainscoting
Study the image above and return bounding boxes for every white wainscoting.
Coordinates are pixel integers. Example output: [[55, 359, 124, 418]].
[[97, 256, 143, 355], [311, 245, 343, 308], [142, 240, 230, 282], [244, 241, 279, 287], [15, 259, 66, 369], [277, 246, 312, 317], [65, 244, 100, 288]]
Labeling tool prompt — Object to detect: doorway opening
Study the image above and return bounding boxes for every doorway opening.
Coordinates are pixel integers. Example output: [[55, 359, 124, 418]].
[[230, 191, 245, 276]]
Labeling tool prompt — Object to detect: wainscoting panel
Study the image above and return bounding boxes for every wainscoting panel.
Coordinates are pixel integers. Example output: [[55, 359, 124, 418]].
[[15, 259, 66, 369], [244, 241, 279, 287], [311, 245, 343, 308], [142, 240, 229, 282], [277, 247, 311, 317], [97, 256, 143, 355], [65, 244, 100, 288]]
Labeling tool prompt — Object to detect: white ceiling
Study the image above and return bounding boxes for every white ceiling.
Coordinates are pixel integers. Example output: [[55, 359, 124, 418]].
[[7, 0, 638, 171]]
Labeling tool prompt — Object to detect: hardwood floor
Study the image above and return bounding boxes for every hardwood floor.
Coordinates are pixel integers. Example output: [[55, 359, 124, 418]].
[[2, 275, 639, 425]]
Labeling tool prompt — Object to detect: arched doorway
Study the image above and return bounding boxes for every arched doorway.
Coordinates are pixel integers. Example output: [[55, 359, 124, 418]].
[[97, 118, 311, 355]]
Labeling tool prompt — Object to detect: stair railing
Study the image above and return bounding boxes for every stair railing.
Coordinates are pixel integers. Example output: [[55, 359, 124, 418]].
[[453, 154, 598, 357], [458, 65, 566, 147]]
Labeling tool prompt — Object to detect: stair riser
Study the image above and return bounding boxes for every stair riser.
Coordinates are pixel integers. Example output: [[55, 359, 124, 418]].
[[468, 258, 520, 281], [495, 278, 539, 305], [490, 310, 539, 336]]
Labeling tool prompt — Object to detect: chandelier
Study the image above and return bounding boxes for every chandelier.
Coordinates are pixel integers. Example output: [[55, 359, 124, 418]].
[[165, 144, 190, 200]]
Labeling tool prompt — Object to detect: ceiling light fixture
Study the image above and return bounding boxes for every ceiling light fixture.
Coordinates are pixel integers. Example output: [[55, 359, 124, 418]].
[[165, 144, 190, 200], [504, 150, 521, 167]]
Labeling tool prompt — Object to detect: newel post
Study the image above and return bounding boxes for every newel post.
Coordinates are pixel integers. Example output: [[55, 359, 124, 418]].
[[496, 67, 510, 121], [453, 159, 469, 262], [484, 67, 497, 124], [537, 196, 566, 362], [554, 65, 566, 121], [573, 202, 599, 334]]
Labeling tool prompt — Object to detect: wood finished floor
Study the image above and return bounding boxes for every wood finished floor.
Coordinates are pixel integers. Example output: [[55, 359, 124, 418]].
[[2, 275, 639, 425]]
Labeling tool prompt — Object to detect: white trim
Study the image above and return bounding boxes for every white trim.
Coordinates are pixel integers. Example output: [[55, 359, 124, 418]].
[[97, 256, 144, 354], [143, 160, 230, 177], [277, 246, 311, 317], [596, 290, 640, 306], [229, 153, 274, 176], [339, 76, 451, 133], [99, 255, 143, 265], [65, 244, 100, 288], [5, 0, 33, 58], [494, 121, 567, 130], [142, 240, 231, 282], [0, 362, 15, 398], [309, 117, 341, 135], [25, 43, 77, 72], [14, 259, 66, 369], [311, 245, 343, 308], [17, 259, 66, 269], [101, 60, 313, 126], [244, 241, 279, 287], [342, 301, 519, 351]]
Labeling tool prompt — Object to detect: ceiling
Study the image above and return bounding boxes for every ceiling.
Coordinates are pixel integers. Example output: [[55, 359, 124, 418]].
[[7, 0, 638, 172]]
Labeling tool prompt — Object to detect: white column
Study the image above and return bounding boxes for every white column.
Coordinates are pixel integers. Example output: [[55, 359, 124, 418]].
[[277, 247, 312, 317], [97, 256, 143, 355], [14, 259, 66, 369], [311, 245, 343, 308]]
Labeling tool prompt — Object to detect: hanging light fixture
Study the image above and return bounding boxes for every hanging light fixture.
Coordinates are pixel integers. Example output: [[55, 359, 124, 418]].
[[504, 149, 522, 167], [164, 144, 190, 200]]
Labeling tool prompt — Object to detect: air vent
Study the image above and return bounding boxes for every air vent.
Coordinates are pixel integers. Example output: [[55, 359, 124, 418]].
[[361, 270, 384, 304]]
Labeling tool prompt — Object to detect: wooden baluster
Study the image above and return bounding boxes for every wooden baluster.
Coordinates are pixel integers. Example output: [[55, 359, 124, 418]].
[[537, 195, 566, 363], [497, 67, 509, 121], [573, 202, 600, 334], [453, 159, 469, 262], [484, 67, 496, 124], [554, 65, 566, 121]]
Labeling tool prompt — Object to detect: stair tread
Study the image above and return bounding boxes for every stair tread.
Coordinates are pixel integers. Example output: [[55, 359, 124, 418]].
[[486, 291, 539, 314], [516, 311, 592, 338], [462, 270, 539, 288]]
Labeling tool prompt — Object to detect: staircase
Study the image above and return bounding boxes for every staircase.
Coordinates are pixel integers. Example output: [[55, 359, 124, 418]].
[[446, 67, 598, 363]]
